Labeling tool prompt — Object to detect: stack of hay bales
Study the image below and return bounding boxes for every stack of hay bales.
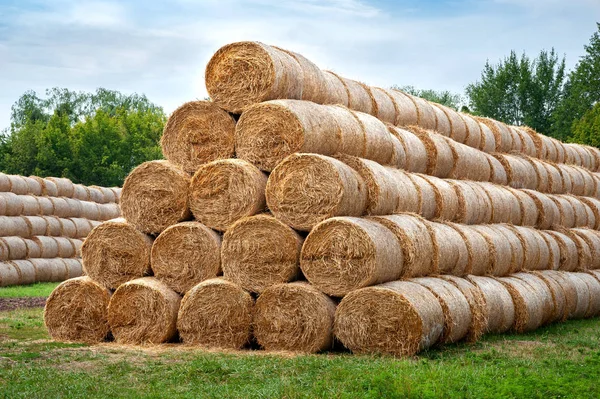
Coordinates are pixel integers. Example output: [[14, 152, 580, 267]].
[[0, 174, 121, 286], [45, 41, 600, 357]]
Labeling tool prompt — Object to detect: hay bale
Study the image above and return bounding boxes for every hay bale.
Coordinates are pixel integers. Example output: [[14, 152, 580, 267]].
[[450, 181, 490, 225], [254, 282, 335, 353], [539, 231, 561, 271], [434, 104, 468, 143], [120, 160, 191, 234], [31, 258, 69, 282], [496, 276, 544, 332], [439, 276, 487, 342], [480, 184, 519, 224], [0, 262, 20, 286], [507, 188, 539, 226], [446, 139, 492, 182], [544, 162, 564, 194], [0, 193, 23, 216], [521, 189, 558, 229], [424, 221, 469, 275], [161, 101, 236, 173], [189, 159, 266, 232], [8, 175, 29, 195], [466, 275, 515, 334], [565, 196, 595, 228], [571, 273, 600, 317], [386, 169, 421, 214], [88, 187, 104, 203], [388, 126, 428, 173], [404, 173, 438, 220], [407, 94, 437, 130], [494, 154, 537, 190], [44, 276, 111, 343], [11, 260, 36, 285], [563, 273, 591, 319], [44, 216, 62, 236], [470, 225, 514, 276], [54, 237, 77, 258], [412, 277, 471, 344], [49, 197, 72, 218], [550, 195, 576, 228], [222, 214, 303, 293], [1, 237, 28, 260], [560, 165, 585, 196], [507, 127, 524, 153], [82, 219, 153, 290], [447, 223, 491, 276], [533, 271, 569, 323], [570, 228, 600, 269], [370, 87, 397, 124], [33, 236, 60, 258], [418, 175, 459, 221], [108, 277, 181, 344], [46, 177, 74, 197], [407, 126, 455, 178], [512, 127, 538, 157], [545, 231, 579, 272], [22, 176, 42, 196], [477, 118, 513, 152], [58, 218, 77, 238], [538, 270, 577, 320], [300, 217, 403, 297], [63, 258, 83, 278], [429, 101, 452, 136], [266, 154, 367, 231], [20, 195, 41, 216], [459, 114, 483, 150], [334, 280, 444, 356], [79, 201, 101, 221], [72, 184, 90, 201], [68, 218, 93, 238], [579, 197, 600, 229], [23, 239, 40, 258], [512, 272, 555, 325], [0, 216, 31, 237], [321, 71, 349, 106], [561, 228, 592, 271], [177, 278, 253, 349], [488, 155, 509, 185], [386, 89, 419, 126], [98, 203, 121, 221], [151, 221, 221, 294], [523, 158, 551, 193], [496, 224, 527, 273], [370, 214, 434, 278], [477, 120, 497, 153]]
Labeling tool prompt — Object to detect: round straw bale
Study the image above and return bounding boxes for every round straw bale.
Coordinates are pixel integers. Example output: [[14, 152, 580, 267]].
[[63, 258, 83, 278], [571, 228, 600, 269], [24, 239, 40, 259], [275, 47, 327, 104], [0, 262, 20, 286], [266, 154, 367, 231], [82, 219, 153, 289], [507, 188, 539, 226], [560, 165, 585, 196], [350, 110, 395, 165], [222, 214, 303, 293], [530, 271, 567, 323], [496, 276, 544, 332], [72, 184, 90, 201], [235, 100, 340, 171], [108, 277, 181, 344], [579, 197, 600, 229], [550, 195, 576, 228], [539, 231, 561, 271], [387, 89, 419, 126], [545, 231, 578, 271], [161, 101, 236, 173], [407, 94, 436, 130], [34, 236, 59, 258], [407, 126, 455, 178], [478, 118, 513, 152], [8, 175, 29, 195], [58, 217, 77, 238], [435, 104, 468, 143], [521, 189, 558, 229], [446, 223, 491, 276], [495, 224, 527, 273], [11, 260, 36, 285], [425, 221, 469, 275], [536, 270, 577, 321], [524, 158, 551, 192], [466, 275, 515, 334], [93, 203, 117, 221], [459, 113, 483, 150], [334, 155, 400, 215], [87, 187, 105, 204], [450, 181, 490, 225], [412, 277, 471, 344], [565, 196, 595, 228], [543, 162, 564, 194], [446, 140, 492, 182], [300, 217, 403, 296], [321, 71, 349, 106], [563, 272, 591, 318], [512, 272, 555, 324], [387, 169, 420, 214], [0, 193, 23, 216], [388, 134, 407, 170], [44, 276, 111, 343], [555, 164, 573, 194], [0, 174, 9, 191], [388, 126, 428, 173], [470, 225, 514, 276], [33, 258, 69, 282], [429, 101, 452, 136], [1, 237, 28, 260], [120, 160, 191, 234], [24, 216, 46, 236], [151, 222, 221, 294], [111, 187, 121, 202], [560, 228, 592, 271], [189, 159, 266, 231], [571, 273, 600, 317], [20, 195, 41, 216], [439, 275, 487, 342], [46, 177, 74, 197], [369, 214, 434, 278], [54, 237, 76, 258], [506, 126, 524, 153], [477, 120, 497, 153], [177, 278, 253, 349], [494, 154, 537, 190], [0, 240, 8, 261], [539, 134, 558, 161], [205, 42, 303, 113], [49, 197, 71, 218], [340, 78, 374, 115], [0, 216, 31, 237], [418, 175, 459, 221], [36, 196, 54, 216], [255, 282, 335, 353], [334, 280, 444, 356], [467, 182, 496, 224], [370, 87, 397, 124], [564, 144, 582, 166], [514, 127, 538, 157], [404, 173, 438, 220], [22, 176, 42, 196], [44, 216, 62, 236], [480, 184, 518, 224]]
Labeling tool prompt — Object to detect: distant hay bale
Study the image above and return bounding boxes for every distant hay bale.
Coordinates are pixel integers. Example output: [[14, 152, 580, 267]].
[[494, 154, 537, 190], [412, 277, 471, 344], [46, 177, 75, 197], [545, 231, 579, 272], [523, 158, 551, 193], [177, 278, 253, 349], [532, 271, 568, 323], [429, 101, 451, 136], [69, 218, 93, 238], [33, 236, 60, 258], [424, 221, 469, 275], [570, 228, 600, 269], [561, 228, 592, 271], [563, 273, 591, 318], [559, 165, 585, 196], [407, 126, 455, 178], [161, 101, 236, 173], [477, 120, 497, 153], [450, 181, 490, 225], [44, 216, 62, 236], [435, 104, 468, 143], [539, 231, 561, 270], [479, 184, 519, 224], [544, 163, 564, 194], [334, 280, 444, 356], [0, 193, 23, 216], [44, 276, 111, 343], [20, 195, 41, 216], [496, 276, 544, 332], [54, 237, 77, 258], [151, 221, 221, 294], [459, 113, 483, 150], [0, 216, 31, 237], [23, 239, 40, 259], [404, 173, 438, 220], [495, 224, 526, 273], [418, 175, 459, 221], [30, 258, 68, 282], [120, 160, 191, 234], [470, 225, 514, 276], [82, 219, 153, 290], [388, 126, 428, 173], [565, 196, 595, 228], [579, 197, 600, 229], [49, 197, 72, 218], [512, 272, 555, 325], [87, 187, 104, 204], [550, 195, 576, 228], [466, 275, 515, 334], [11, 260, 36, 285], [538, 270, 577, 320], [255, 282, 336, 353], [1, 237, 28, 260], [7, 175, 29, 195], [63, 258, 83, 278], [389, 169, 421, 214], [477, 118, 513, 152], [72, 184, 90, 201], [79, 201, 101, 221], [266, 154, 367, 231], [439, 275, 487, 342], [370, 214, 434, 278], [222, 214, 303, 293], [445, 140, 493, 182], [321, 71, 349, 105], [446, 223, 491, 275], [57, 217, 77, 238], [406, 93, 437, 130], [512, 127, 538, 157], [521, 189, 558, 229], [22, 176, 42, 196], [571, 273, 600, 317], [98, 203, 121, 221], [108, 277, 181, 344], [0, 262, 19, 286], [370, 87, 397, 124], [189, 159, 267, 231], [507, 188, 538, 226], [300, 217, 403, 297]]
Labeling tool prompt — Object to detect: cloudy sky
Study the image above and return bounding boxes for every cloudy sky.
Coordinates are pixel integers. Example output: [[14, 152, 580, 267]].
[[0, 0, 598, 129]]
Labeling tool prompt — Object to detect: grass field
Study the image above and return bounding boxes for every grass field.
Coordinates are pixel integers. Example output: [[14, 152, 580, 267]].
[[0, 282, 59, 298], [1, 299, 599, 398]]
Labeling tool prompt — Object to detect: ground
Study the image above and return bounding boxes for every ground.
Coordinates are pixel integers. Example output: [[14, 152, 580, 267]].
[[1, 283, 599, 398]]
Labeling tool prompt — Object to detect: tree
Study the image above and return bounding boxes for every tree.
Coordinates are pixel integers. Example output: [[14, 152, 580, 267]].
[[394, 85, 465, 111], [0, 88, 166, 187], [570, 103, 600, 147], [465, 49, 566, 134], [553, 23, 600, 141]]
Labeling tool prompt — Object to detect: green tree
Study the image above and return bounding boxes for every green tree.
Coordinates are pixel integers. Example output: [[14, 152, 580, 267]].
[[0, 88, 166, 187], [394, 85, 465, 110], [570, 103, 600, 147], [466, 49, 566, 134], [553, 23, 600, 141]]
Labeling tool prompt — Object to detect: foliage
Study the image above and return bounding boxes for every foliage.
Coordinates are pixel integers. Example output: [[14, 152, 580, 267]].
[[553, 23, 600, 141], [570, 102, 600, 147], [1, 307, 600, 398], [394, 85, 466, 111], [465, 49, 566, 135], [0, 88, 166, 187]]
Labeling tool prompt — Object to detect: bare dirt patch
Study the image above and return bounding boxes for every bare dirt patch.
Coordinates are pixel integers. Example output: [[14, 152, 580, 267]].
[[0, 297, 46, 311]]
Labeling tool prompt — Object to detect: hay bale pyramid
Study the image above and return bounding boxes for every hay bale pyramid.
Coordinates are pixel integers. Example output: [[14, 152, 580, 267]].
[[0, 175, 120, 287], [45, 41, 600, 356]]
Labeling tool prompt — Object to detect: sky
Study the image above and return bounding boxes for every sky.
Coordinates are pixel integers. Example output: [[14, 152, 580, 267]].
[[0, 0, 598, 129]]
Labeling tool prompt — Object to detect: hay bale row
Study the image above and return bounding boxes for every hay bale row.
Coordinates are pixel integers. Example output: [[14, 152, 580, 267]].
[[0, 257, 82, 287], [0, 216, 95, 238], [0, 236, 83, 261]]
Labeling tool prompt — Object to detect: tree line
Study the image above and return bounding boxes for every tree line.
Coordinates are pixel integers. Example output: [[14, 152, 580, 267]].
[[1, 24, 599, 187]]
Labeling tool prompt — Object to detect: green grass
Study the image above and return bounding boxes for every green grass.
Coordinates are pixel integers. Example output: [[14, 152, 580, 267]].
[[0, 282, 59, 298], [1, 307, 600, 398]]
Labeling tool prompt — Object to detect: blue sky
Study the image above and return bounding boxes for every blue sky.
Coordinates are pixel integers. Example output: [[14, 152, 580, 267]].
[[0, 0, 598, 129]]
